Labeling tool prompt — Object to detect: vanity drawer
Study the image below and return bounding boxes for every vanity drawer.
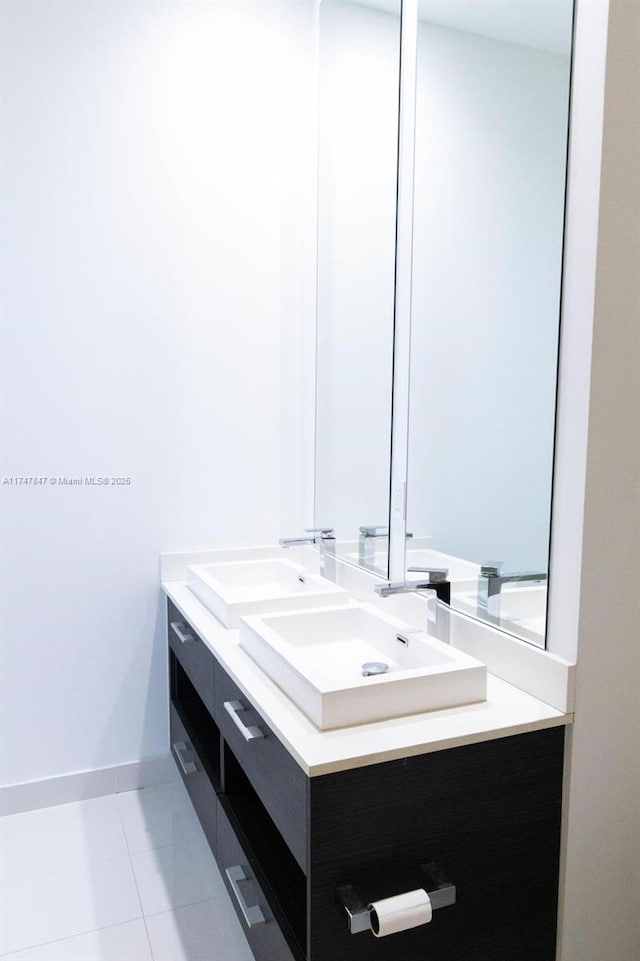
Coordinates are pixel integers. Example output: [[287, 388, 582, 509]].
[[167, 599, 215, 718], [216, 666, 307, 872], [170, 703, 217, 854], [217, 800, 297, 961]]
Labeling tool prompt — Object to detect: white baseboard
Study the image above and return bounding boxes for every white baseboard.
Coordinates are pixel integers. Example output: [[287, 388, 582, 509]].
[[0, 755, 178, 817]]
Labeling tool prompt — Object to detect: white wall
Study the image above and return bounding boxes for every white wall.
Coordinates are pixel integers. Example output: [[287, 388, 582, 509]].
[[314, 0, 400, 542], [0, 0, 315, 788], [407, 23, 571, 571], [558, 0, 640, 955]]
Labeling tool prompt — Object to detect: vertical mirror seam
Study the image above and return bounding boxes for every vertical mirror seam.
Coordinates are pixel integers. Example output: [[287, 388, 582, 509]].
[[388, 0, 419, 582]]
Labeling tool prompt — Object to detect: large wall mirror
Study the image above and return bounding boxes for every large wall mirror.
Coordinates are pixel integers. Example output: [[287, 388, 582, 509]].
[[314, 0, 402, 578], [405, 0, 575, 647], [313, 0, 574, 651]]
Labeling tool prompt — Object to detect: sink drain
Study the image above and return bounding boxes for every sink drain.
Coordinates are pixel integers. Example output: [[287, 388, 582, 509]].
[[361, 661, 389, 677]]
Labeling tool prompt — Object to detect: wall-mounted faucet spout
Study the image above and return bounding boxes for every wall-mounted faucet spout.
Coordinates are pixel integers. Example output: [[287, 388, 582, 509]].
[[280, 528, 336, 581], [406, 567, 451, 606], [374, 570, 451, 642]]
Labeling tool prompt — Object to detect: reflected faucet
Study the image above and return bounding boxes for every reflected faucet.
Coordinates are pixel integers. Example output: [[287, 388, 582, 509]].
[[279, 528, 336, 581], [374, 569, 451, 642], [478, 562, 547, 620], [358, 526, 413, 571]]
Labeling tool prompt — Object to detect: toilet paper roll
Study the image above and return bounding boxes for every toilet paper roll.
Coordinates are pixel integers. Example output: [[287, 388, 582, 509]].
[[368, 888, 432, 938]]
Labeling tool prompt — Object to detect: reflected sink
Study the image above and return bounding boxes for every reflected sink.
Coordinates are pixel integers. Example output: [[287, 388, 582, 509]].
[[495, 584, 547, 620], [187, 558, 349, 628], [239, 604, 486, 729], [453, 585, 547, 646]]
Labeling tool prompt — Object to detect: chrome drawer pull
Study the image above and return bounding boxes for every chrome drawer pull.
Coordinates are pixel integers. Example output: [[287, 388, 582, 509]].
[[226, 865, 266, 928], [171, 621, 194, 645], [172, 740, 198, 776], [223, 700, 264, 741]]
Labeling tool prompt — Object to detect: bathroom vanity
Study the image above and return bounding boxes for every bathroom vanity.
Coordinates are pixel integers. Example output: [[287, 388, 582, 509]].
[[163, 550, 569, 961]]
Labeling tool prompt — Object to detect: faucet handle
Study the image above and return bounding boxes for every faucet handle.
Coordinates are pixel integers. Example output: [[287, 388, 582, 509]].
[[407, 566, 449, 583]]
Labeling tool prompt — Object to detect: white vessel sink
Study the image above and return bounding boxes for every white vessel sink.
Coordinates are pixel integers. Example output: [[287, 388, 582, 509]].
[[239, 603, 486, 729], [187, 558, 349, 628]]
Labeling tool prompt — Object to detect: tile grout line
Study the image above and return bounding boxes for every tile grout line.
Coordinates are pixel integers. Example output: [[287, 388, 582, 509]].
[[142, 893, 230, 921], [127, 854, 156, 961], [0, 832, 209, 889], [0, 787, 225, 960], [125, 833, 216, 860], [0, 850, 134, 891], [114, 791, 156, 961], [0, 793, 131, 887], [115, 783, 204, 858], [112, 788, 226, 956], [0, 794, 140, 957], [0, 918, 146, 959]]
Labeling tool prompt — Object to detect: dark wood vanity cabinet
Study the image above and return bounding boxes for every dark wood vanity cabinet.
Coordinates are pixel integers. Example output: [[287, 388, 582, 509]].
[[167, 599, 565, 961]]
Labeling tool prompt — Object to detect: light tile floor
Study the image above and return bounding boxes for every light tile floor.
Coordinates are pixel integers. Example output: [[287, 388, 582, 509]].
[[0, 780, 253, 961]]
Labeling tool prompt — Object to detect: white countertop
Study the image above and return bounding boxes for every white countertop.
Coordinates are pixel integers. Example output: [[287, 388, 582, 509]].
[[162, 567, 571, 777]]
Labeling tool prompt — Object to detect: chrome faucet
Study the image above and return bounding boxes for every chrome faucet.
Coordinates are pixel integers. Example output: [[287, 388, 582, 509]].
[[478, 562, 547, 620], [405, 567, 451, 605], [279, 528, 336, 581], [374, 568, 451, 642], [358, 526, 413, 570]]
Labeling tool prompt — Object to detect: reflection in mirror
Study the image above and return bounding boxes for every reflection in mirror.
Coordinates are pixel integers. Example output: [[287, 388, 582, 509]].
[[406, 0, 574, 647], [314, 0, 402, 578]]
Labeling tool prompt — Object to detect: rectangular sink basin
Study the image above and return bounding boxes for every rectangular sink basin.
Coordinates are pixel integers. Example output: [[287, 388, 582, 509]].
[[186, 558, 349, 628], [239, 604, 486, 729]]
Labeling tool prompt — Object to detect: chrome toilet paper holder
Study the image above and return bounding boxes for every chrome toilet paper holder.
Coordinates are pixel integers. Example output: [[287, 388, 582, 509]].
[[336, 862, 456, 935]]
